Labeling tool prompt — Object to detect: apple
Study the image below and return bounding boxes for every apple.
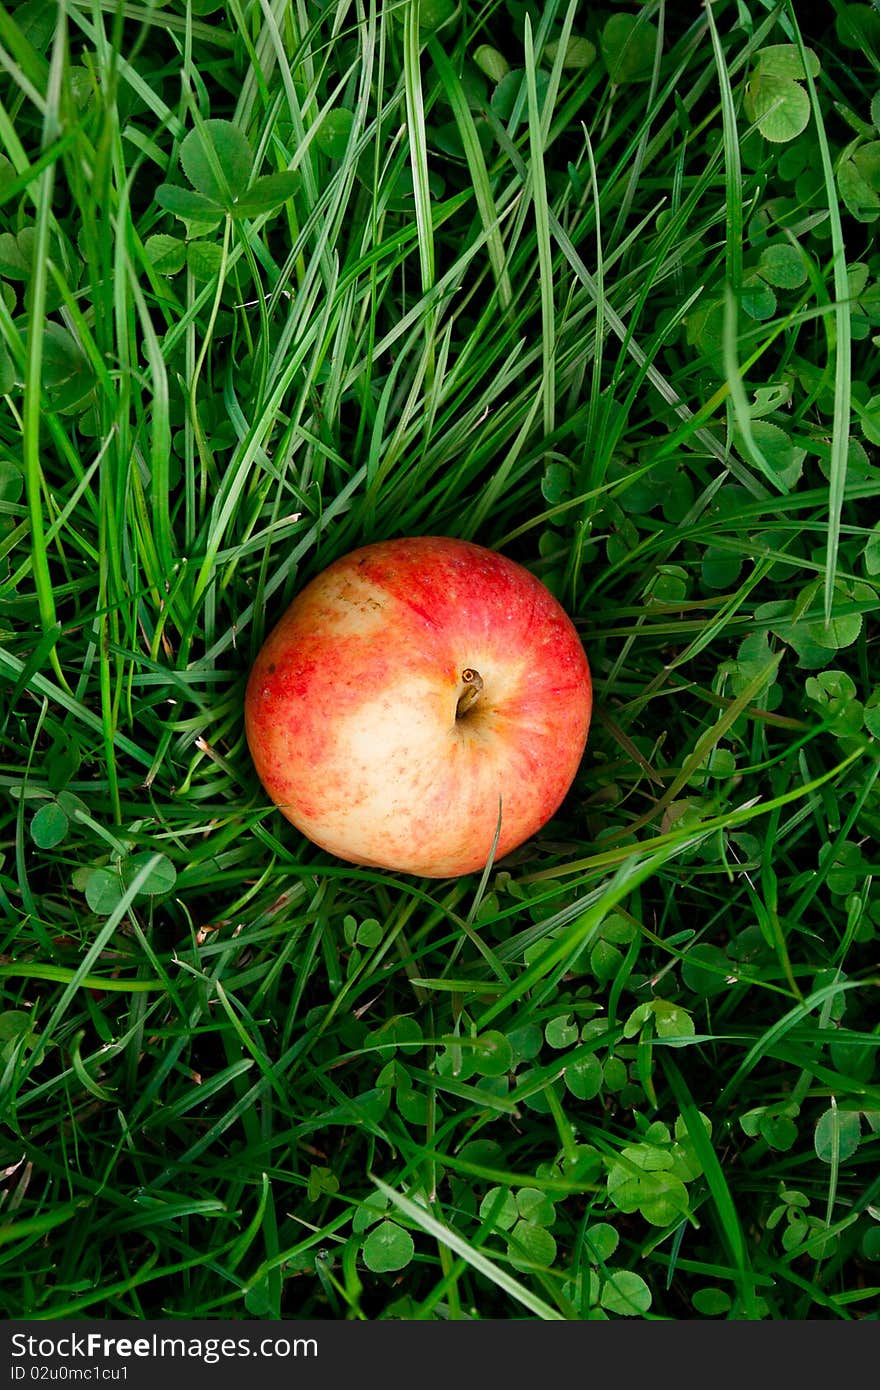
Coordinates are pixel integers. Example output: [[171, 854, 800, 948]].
[[244, 536, 592, 877]]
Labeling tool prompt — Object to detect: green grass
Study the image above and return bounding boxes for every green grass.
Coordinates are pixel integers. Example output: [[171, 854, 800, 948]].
[[1, 0, 879, 1320]]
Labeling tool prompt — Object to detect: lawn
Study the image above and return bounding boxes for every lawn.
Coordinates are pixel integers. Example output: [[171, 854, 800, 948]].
[[1, 0, 879, 1321]]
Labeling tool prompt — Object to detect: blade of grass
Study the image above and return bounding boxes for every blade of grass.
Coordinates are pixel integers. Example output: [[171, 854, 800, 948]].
[[428, 40, 512, 311], [403, 0, 435, 388], [21, 6, 68, 693], [371, 1176, 565, 1320], [786, 3, 851, 622], [662, 1056, 762, 1319], [524, 15, 555, 438]]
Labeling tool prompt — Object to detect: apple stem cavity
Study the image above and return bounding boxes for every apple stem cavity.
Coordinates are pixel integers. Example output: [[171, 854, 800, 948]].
[[456, 667, 484, 720]]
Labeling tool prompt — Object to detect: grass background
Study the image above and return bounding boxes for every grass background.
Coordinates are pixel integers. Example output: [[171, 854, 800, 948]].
[[1, 0, 879, 1320]]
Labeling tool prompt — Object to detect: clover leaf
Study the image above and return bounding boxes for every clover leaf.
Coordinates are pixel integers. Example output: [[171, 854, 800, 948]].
[[156, 118, 299, 224]]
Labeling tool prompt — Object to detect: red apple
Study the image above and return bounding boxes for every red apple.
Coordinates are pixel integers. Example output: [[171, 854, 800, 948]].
[[244, 536, 592, 877]]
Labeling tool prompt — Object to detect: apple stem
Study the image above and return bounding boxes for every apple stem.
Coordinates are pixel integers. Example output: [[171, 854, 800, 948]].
[[456, 668, 484, 719]]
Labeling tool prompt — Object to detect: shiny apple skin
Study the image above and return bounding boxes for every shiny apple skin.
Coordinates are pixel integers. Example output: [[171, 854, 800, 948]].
[[244, 536, 592, 877]]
